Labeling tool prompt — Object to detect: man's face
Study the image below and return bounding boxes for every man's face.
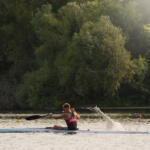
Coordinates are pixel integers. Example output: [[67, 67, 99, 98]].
[[63, 107, 69, 112]]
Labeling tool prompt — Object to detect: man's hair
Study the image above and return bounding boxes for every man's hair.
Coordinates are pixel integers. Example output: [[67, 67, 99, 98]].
[[62, 103, 71, 108]]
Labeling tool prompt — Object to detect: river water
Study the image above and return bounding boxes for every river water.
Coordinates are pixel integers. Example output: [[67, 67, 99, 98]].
[[0, 113, 150, 150]]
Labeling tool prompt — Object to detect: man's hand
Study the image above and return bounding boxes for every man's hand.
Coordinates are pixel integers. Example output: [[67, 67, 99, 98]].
[[71, 108, 75, 112]]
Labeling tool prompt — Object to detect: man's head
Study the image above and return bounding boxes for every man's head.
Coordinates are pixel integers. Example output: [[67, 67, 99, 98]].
[[62, 103, 71, 112]]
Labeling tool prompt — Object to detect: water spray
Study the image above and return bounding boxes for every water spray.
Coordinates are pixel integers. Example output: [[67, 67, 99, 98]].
[[88, 106, 124, 130]]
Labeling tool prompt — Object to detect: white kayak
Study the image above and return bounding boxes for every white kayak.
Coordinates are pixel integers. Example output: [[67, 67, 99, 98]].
[[0, 128, 149, 134]]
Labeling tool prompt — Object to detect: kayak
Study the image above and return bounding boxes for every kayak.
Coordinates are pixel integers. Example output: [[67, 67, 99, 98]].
[[0, 128, 149, 134]]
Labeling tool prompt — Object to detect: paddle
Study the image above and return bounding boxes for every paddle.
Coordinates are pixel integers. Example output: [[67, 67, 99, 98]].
[[25, 114, 48, 120]]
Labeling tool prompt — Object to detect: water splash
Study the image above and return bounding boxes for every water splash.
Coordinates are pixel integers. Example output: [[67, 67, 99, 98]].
[[88, 106, 124, 130]]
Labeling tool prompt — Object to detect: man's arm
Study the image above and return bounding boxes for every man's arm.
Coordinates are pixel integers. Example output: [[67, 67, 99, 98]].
[[75, 112, 80, 119], [71, 108, 80, 119], [49, 113, 67, 119]]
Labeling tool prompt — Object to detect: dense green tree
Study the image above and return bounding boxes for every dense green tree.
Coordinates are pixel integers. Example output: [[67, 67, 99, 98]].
[[16, 2, 145, 109], [1, 0, 150, 110], [0, 0, 36, 79], [56, 15, 134, 104]]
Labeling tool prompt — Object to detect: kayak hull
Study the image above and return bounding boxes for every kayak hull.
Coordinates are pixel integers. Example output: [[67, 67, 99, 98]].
[[0, 128, 149, 134]]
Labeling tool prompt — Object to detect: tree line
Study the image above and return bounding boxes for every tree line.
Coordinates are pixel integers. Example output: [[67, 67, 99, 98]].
[[0, 0, 150, 111]]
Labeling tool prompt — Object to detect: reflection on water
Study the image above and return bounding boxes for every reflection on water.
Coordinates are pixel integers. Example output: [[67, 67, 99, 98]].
[[0, 114, 150, 150]]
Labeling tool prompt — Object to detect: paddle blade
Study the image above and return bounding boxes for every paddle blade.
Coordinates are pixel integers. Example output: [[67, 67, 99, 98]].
[[25, 115, 41, 120]]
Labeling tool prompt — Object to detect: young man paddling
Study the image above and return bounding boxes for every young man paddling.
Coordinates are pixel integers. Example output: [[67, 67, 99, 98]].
[[48, 103, 80, 130]]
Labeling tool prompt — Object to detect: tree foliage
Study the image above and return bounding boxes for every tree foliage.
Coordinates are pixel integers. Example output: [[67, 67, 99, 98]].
[[0, 0, 150, 110]]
